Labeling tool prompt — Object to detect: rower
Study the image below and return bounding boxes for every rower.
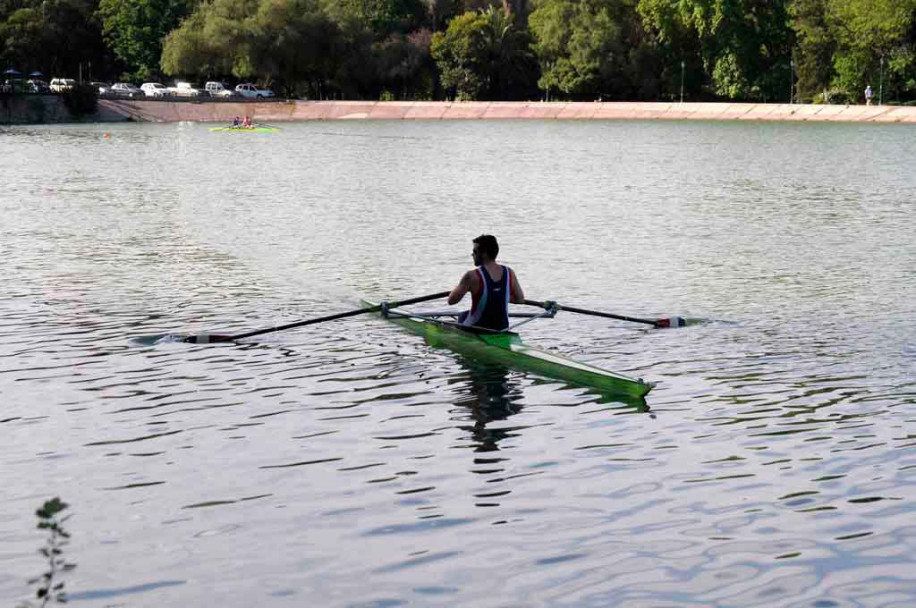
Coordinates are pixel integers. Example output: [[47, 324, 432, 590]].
[[232, 116, 240, 128], [243, 115, 252, 128], [448, 234, 525, 331]]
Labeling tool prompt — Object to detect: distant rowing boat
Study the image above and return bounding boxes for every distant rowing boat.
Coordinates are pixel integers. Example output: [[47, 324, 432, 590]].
[[209, 126, 279, 133], [362, 299, 654, 399]]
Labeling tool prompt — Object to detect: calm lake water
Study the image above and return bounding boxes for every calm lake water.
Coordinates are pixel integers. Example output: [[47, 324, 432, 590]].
[[1, 119, 915, 607]]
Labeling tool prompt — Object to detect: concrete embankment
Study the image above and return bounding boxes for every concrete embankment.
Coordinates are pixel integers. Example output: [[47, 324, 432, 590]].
[[98, 99, 916, 124], [4, 97, 916, 124], [1, 95, 85, 124]]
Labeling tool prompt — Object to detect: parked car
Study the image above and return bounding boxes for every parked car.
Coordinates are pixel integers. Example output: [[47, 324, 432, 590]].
[[50, 78, 77, 93], [168, 81, 208, 97], [110, 82, 142, 98], [91, 81, 111, 95], [235, 83, 275, 99], [205, 81, 236, 98], [140, 82, 171, 98], [25, 79, 50, 93]]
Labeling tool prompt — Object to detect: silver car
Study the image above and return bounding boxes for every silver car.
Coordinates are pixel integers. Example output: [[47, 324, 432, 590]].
[[110, 83, 142, 98]]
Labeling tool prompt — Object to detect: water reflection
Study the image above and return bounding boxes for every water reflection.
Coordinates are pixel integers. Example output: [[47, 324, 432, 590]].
[[3, 121, 916, 607], [452, 360, 524, 453]]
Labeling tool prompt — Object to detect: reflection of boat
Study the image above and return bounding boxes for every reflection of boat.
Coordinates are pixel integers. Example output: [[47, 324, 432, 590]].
[[362, 299, 654, 399], [209, 126, 278, 133]]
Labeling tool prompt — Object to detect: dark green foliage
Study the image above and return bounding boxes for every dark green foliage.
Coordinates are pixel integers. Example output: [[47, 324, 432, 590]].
[[62, 83, 98, 116], [0, 0, 116, 83], [531, 0, 653, 100], [22, 498, 76, 608], [792, 0, 834, 101], [431, 6, 536, 100], [639, 0, 795, 101], [3, 0, 916, 102], [99, 0, 198, 81], [326, 0, 428, 36]]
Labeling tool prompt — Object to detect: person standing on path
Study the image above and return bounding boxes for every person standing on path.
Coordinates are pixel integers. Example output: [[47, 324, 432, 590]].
[[865, 85, 874, 106]]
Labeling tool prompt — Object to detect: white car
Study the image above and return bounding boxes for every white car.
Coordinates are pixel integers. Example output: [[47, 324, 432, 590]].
[[49, 78, 77, 93], [234, 83, 275, 99], [170, 81, 204, 97], [141, 82, 171, 98], [110, 82, 142, 98], [205, 81, 236, 98]]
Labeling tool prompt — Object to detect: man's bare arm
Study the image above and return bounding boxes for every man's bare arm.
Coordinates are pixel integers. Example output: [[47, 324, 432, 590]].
[[448, 271, 474, 305], [509, 269, 525, 304]]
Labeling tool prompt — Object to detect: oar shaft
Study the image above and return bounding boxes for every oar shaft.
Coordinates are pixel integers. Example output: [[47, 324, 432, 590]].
[[226, 291, 449, 341], [523, 299, 659, 327]]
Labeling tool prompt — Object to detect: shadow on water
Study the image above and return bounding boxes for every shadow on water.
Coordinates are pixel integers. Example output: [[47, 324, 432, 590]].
[[450, 357, 650, 454], [452, 361, 525, 453]]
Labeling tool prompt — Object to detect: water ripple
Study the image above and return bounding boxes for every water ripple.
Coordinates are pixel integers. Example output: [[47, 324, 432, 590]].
[[1, 121, 914, 607]]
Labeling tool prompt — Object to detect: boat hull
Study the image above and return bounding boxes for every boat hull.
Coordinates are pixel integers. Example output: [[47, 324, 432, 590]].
[[363, 300, 653, 399], [209, 127, 278, 133]]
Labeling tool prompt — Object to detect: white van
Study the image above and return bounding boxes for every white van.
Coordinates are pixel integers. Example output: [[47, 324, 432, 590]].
[[50, 78, 77, 93], [205, 82, 233, 98], [170, 82, 203, 97]]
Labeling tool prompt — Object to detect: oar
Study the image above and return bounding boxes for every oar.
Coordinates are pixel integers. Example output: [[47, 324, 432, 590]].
[[255, 121, 280, 130], [184, 291, 449, 344], [523, 299, 686, 328]]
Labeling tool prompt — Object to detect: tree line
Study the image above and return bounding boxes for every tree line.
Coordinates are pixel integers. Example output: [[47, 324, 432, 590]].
[[2, 0, 915, 104]]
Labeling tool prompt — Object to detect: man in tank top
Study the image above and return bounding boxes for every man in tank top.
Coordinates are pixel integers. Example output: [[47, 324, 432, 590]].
[[448, 235, 525, 331]]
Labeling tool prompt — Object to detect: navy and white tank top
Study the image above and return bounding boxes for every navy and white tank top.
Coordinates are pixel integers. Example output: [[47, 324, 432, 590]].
[[462, 265, 511, 331]]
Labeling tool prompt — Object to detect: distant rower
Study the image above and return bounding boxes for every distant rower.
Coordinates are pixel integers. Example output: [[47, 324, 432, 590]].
[[448, 234, 525, 331]]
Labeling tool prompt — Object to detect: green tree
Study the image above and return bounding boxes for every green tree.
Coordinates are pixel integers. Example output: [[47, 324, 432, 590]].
[[431, 11, 489, 98], [162, 0, 343, 98], [424, 0, 460, 30], [529, 0, 631, 99], [322, 0, 427, 36], [791, 0, 834, 101], [638, 0, 793, 101], [374, 28, 437, 98], [483, 5, 536, 98], [99, 0, 198, 80], [248, 0, 342, 96], [0, 7, 44, 68], [1, 0, 112, 81], [431, 6, 535, 99], [826, 0, 916, 102]]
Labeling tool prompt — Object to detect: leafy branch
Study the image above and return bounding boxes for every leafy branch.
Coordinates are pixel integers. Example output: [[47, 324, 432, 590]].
[[19, 498, 76, 608]]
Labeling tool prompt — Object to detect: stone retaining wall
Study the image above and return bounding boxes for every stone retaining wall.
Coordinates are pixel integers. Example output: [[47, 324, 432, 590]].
[[4, 97, 915, 125], [97, 99, 916, 124], [1, 95, 74, 124]]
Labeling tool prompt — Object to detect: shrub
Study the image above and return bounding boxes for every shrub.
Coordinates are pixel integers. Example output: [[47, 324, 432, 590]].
[[62, 84, 98, 117], [815, 88, 855, 105]]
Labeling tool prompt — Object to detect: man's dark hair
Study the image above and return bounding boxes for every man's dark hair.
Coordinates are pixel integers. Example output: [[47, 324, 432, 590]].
[[473, 234, 499, 259]]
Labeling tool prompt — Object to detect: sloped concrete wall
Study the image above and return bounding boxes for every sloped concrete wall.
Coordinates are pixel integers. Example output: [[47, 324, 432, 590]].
[[1, 95, 71, 124], [4, 98, 913, 125], [98, 100, 916, 124], [1, 94, 139, 124]]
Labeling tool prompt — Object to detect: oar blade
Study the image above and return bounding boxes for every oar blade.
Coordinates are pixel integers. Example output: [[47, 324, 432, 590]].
[[655, 316, 686, 329], [182, 334, 235, 344], [654, 316, 707, 328]]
